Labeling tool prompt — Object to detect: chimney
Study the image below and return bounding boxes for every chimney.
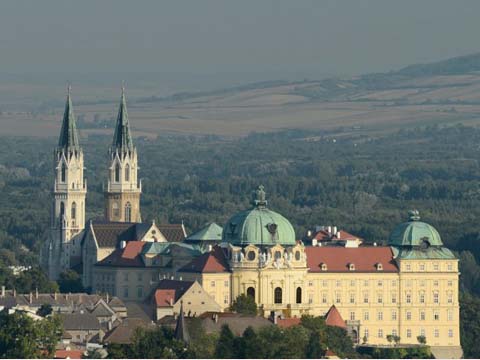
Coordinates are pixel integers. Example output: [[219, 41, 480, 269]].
[[169, 298, 173, 306], [54, 292, 57, 300], [327, 226, 332, 234], [307, 230, 312, 237], [336, 231, 341, 238], [312, 239, 318, 246], [66, 293, 69, 301], [29, 292, 33, 304], [179, 276, 182, 281], [208, 244, 213, 252], [106, 293, 110, 303], [35, 288, 38, 299], [333, 226, 337, 235], [373, 242, 377, 247], [13, 288, 16, 297], [1, 286, 5, 298], [214, 313, 218, 323], [120, 241, 127, 249], [107, 320, 113, 331]]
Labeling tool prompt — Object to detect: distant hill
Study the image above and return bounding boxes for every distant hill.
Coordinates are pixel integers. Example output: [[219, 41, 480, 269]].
[[397, 52, 480, 77]]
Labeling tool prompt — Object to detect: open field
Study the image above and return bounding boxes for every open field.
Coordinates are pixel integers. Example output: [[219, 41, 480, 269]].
[[4, 55, 480, 138]]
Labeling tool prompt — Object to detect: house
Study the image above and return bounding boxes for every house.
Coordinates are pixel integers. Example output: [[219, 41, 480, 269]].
[[184, 222, 223, 251], [60, 312, 103, 344], [103, 318, 154, 345], [152, 279, 221, 320]]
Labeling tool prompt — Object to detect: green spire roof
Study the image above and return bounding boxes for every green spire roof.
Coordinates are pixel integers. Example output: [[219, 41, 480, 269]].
[[222, 185, 296, 246], [58, 85, 80, 149], [186, 223, 223, 242], [112, 86, 134, 151]]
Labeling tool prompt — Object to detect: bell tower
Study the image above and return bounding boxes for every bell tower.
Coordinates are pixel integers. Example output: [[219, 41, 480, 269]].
[[43, 85, 87, 280], [105, 86, 141, 223]]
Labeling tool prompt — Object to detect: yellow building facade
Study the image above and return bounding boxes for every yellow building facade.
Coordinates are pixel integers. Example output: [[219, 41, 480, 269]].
[[180, 188, 462, 358]]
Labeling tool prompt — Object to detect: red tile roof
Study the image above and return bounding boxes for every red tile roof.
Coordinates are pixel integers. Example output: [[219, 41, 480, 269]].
[[276, 317, 301, 328], [153, 280, 195, 307], [55, 350, 84, 359], [179, 246, 230, 273], [96, 241, 146, 267], [325, 305, 346, 329], [305, 246, 398, 272], [155, 289, 176, 307]]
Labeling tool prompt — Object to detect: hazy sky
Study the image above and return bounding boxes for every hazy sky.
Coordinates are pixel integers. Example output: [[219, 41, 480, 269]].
[[2, 0, 480, 86]]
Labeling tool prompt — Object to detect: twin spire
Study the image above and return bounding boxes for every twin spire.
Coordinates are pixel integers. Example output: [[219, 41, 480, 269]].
[[57, 84, 134, 151]]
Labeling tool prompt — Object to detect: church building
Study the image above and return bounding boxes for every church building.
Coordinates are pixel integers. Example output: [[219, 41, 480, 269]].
[[41, 87, 186, 282]]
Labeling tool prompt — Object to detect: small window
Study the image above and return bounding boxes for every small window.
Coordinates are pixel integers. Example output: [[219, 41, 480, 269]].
[[420, 292, 425, 304], [125, 202, 132, 222], [274, 251, 282, 260], [448, 280, 453, 287], [419, 263, 425, 271], [308, 281, 313, 287], [322, 292, 327, 304], [247, 251, 256, 261], [433, 292, 439, 304], [350, 312, 355, 321], [420, 311, 425, 321], [274, 287, 282, 304], [391, 310, 397, 320], [447, 309, 453, 321], [378, 329, 383, 338], [295, 251, 301, 261], [406, 311, 411, 321], [350, 280, 356, 287], [321, 263, 328, 271], [247, 287, 255, 299], [125, 164, 130, 182], [363, 292, 369, 304], [433, 263, 439, 271], [377, 311, 383, 321], [211, 281, 215, 287], [296, 287, 302, 304], [434, 311, 439, 320], [407, 329, 412, 338], [115, 163, 120, 182], [447, 263, 453, 271], [376, 263, 383, 271], [434, 329, 439, 338], [448, 329, 453, 338], [433, 280, 439, 287], [406, 293, 411, 304], [348, 263, 355, 271], [61, 163, 66, 182], [406, 264, 411, 271], [137, 287, 143, 299], [364, 311, 369, 321], [224, 280, 229, 287], [71, 202, 77, 220], [349, 293, 355, 304], [335, 292, 341, 303]]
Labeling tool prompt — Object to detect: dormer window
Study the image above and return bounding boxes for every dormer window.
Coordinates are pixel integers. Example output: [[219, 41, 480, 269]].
[[376, 263, 383, 271], [320, 263, 328, 271], [348, 263, 355, 271]]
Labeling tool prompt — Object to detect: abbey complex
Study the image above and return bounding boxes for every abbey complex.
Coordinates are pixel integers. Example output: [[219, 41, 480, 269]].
[[41, 89, 462, 358]]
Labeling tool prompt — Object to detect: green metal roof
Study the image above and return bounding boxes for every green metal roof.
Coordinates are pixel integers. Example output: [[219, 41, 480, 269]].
[[141, 242, 203, 256], [112, 86, 134, 151], [222, 185, 296, 246], [391, 246, 456, 260], [58, 86, 80, 149], [186, 223, 223, 242], [388, 210, 443, 247]]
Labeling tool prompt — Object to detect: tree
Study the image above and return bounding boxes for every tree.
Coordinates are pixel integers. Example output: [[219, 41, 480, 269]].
[[58, 270, 84, 293], [417, 335, 427, 345], [393, 335, 401, 346], [129, 326, 188, 359], [240, 326, 263, 359], [460, 292, 480, 358], [386, 334, 394, 345], [14, 267, 58, 293], [37, 303, 53, 317], [215, 324, 235, 358], [0, 310, 62, 358], [305, 331, 325, 358], [230, 294, 257, 315]]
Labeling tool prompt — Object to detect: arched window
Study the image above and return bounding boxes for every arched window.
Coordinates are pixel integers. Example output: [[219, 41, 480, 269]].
[[247, 287, 255, 300], [125, 164, 130, 182], [71, 202, 76, 220], [274, 287, 282, 304], [125, 202, 132, 222], [296, 287, 302, 304], [115, 163, 120, 182], [60, 202, 65, 223], [61, 163, 66, 182], [112, 202, 120, 217]]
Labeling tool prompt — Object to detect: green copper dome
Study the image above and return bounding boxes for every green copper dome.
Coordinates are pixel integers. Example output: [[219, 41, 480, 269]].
[[222, 185, 296, 246], [388, 210, 443, 247]]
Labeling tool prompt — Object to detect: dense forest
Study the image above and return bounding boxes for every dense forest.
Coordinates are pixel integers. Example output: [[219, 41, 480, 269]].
[[2, 124, 480, 355]]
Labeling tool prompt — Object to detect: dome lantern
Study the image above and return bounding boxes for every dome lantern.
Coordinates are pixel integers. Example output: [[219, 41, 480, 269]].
[[222, 185, 296, 247], [388, 210, 443, 247]]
